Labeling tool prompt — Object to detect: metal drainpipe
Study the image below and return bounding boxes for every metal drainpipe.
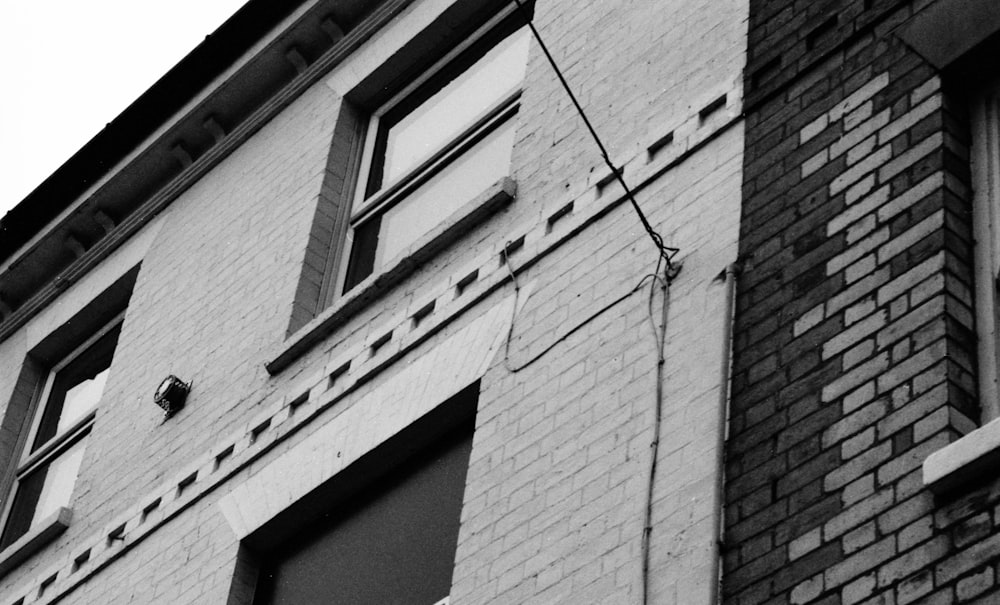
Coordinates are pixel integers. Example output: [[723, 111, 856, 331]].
[[709, 262, 739, 604]]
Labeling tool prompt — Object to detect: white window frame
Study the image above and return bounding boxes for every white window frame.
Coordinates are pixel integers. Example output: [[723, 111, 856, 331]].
[[0, 312, 123, 549], [338, 6, 528, 292], [971, 81, 1000, 421]]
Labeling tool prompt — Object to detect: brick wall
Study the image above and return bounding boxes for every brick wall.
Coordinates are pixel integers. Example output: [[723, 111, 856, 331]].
[[0, 75, 345, 602], [0, 0, 747, 602], [452, 123, 743, 604], [725, 0, 1000, 603]]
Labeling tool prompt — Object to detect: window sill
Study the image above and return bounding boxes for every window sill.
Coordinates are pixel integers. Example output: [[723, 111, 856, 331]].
[[923, 416, 1000, 494], [0, 507, 72, 578], [266, 177, 516, 375]]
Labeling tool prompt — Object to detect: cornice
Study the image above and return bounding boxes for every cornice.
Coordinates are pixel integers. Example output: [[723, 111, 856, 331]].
[[0, 0, 414, 343]]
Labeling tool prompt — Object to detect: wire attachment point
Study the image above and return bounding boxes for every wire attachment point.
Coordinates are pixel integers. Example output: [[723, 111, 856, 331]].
[[665, 260, 682, 283]]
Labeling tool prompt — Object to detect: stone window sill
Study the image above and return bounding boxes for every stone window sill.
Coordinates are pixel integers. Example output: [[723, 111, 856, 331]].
[[923, 416, 1000, 494], [0, 507, 72, 578], [266, 177, 516, 375]]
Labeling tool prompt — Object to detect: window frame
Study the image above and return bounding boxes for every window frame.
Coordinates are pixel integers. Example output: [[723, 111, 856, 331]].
[[971, 79, 1000, 421], [0, 312, 124, 550], [338, 7, 529, 292]]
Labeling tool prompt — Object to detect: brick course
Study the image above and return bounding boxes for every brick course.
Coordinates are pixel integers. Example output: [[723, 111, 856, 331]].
[[728, 0, 999, 604], [0, 0, 748, 603]]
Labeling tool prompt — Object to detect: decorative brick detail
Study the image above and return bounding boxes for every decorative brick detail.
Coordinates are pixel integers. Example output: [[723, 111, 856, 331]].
[[0, 1, 750, 603]]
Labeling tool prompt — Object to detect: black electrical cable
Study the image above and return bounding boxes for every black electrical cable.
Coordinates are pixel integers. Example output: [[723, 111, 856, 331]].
[[501, 241, 661, 373], [504, 6, 684, 601], [511, 0, 679, 270], [641, 266, 669, 605], [501, 240, 678, 605]]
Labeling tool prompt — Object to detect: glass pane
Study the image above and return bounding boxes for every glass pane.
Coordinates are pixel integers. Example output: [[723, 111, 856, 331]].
[[59, 368, 109, 433], [343, 217, 382, 292], [380, 27, 529, 184], [0, 465, 47, 548], [34, 324, 119, 450], [30, 439, 87, 526], [0, 438, 87, 548], [378, 118, 516, 265]]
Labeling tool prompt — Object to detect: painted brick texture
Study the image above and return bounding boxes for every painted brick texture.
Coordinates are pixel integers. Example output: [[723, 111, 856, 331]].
[[727, 0, 1000, 604], [452, 125, 743, 605], [0, 0, 747, 604]]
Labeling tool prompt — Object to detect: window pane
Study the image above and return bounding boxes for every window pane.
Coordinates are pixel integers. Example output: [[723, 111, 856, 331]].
[[31, 439, 87, 526], [59, 368, 109, 433], [342, 216, 382, 293], [34, 324, 119, 450], [0, 438, 87, 548], [0, 468, 46, 548], [380, 27, 529, 185], [378, 117, 516, 265]]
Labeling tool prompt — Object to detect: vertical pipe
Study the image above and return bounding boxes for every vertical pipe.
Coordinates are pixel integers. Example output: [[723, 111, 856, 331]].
[[709, 263, 739, 604]]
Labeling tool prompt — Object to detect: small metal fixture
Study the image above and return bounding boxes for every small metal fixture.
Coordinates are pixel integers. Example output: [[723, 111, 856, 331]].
[[154, 375, 190, 418]]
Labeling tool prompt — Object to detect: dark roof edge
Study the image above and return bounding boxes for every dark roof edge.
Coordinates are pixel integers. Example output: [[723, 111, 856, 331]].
[[0, 0, 308, 264]]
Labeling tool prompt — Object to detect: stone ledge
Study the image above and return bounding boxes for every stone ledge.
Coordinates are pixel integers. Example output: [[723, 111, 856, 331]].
[[923, 415, 1000, 494], [0, 507, 72, 578], [266, 177, 516, 375]]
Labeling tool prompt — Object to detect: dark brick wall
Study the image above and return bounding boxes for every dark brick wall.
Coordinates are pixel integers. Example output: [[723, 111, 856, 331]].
[[727, 0, 1000, 603]]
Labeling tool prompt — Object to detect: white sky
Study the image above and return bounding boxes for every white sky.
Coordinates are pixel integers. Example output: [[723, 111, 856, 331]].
[[0, 0, 249, 222]]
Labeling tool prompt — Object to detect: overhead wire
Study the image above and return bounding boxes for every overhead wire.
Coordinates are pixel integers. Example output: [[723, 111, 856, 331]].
[[504, 3, 684, 603], [500, 240, 676, 605], [510, 0, 679, 271], [501, 241, 663, 374]]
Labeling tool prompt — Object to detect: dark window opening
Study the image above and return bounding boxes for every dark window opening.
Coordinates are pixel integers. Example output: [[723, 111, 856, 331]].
[[251, 384, 479, 605], [253, 427, 473, 605]]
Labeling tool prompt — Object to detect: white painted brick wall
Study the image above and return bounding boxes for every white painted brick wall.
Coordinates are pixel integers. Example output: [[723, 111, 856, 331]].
[[0, 0, 747, 601]]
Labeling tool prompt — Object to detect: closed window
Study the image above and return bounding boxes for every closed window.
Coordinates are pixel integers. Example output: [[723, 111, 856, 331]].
[[341, 19, 530, 291], [0, 317, 122, 549]]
